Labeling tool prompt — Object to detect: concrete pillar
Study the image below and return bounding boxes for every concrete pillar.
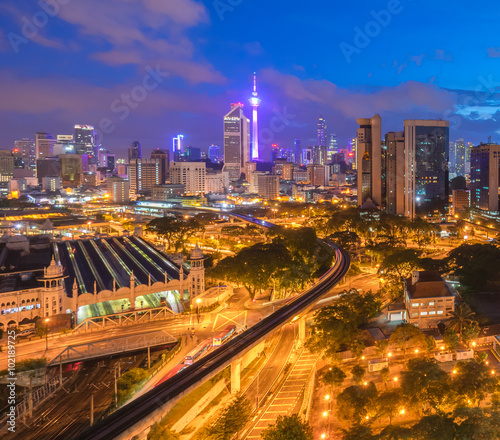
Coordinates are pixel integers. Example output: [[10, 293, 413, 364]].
[[231, 359, 242, 394], [298, 317, 306, 342], [129, 271, 136, 308]]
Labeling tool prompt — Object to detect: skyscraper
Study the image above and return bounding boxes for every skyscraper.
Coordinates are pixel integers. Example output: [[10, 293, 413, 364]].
[[151, 148, 169, 184], [249, 73, 261, 161], [317, 116, 326, 147], [172, 135, 184, 162], [208, 144, 221, 163], [74, 125, 97, 164], [454, 139, 466, 177], [385, 131, 405, 215], [404, 119, 450, 217], [15, 138, 35, 169], [223, 103, 250, 182], [128, 141, 142, 162], [356, 115, 382, 208], [35, 132, 56, 161], [470, 143, 500, 213], [294, 139, 301, 162], [129, 159, 160, 196]]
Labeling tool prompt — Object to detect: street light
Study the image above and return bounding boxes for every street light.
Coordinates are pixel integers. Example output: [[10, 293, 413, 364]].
[[44, 318, 50, 351]]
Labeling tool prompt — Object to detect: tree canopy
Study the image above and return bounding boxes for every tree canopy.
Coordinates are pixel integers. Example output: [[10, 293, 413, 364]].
[[260, 414, 313, 440]]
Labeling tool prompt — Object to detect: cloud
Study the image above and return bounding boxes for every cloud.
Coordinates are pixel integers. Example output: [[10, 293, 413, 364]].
[[260, 68, 458, 119], [244, 41, 264, 56], [434, 48, 452, 62], [487, 47, 500, 58]]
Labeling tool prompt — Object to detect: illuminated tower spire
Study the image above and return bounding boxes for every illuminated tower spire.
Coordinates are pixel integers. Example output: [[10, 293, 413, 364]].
[[249, 73, 261, 161]]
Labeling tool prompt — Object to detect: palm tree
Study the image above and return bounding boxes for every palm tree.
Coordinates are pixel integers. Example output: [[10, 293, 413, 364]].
[[447, 303, 478, 336]]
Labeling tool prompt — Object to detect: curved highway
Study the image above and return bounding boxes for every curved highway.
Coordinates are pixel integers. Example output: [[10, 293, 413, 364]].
[[74, 216, 350, 440]]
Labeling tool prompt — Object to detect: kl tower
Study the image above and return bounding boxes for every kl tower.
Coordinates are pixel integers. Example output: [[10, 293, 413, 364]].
[[249, 72, 261, 161]]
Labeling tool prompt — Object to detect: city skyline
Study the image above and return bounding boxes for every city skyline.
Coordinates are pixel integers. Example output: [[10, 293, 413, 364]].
[[2, 1, 500, 156]]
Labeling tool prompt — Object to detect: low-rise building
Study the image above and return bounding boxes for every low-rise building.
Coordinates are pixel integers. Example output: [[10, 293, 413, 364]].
[[404, 270, 455, 329]]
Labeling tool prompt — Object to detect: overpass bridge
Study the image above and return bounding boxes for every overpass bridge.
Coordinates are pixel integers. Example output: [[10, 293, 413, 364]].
[[74, 216, 350, 440], [48, 330, 177, 366]]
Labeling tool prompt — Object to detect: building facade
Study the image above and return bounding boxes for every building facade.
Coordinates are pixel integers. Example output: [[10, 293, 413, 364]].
[[470, 143, 500, 213], [404, 120, 450, 218], [356, 115, 382, 208], [223, 103, 250, 182], [170, 162, 206, 195], [129, 159, 161, 196], [404, 271, 455, 329], [385, 131, 405, 216], [257, 174, 280, 200]]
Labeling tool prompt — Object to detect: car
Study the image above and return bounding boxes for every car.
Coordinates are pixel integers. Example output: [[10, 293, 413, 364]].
[[18, 328, 35, 338]]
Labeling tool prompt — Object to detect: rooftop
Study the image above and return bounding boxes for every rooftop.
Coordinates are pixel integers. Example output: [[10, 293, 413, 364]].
[[406, 271, 453, 299]]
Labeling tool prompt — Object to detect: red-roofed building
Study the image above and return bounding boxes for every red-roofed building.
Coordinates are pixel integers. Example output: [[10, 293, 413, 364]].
[[404, 271, 455, 329]]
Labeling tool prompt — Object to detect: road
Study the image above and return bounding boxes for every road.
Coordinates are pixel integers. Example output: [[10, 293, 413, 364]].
[[0, 289, 271, 368], [243, 347, 318, 439]]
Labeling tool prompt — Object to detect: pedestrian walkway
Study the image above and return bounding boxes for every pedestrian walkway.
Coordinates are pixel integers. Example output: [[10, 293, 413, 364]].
[[244, 349, 318, 439]]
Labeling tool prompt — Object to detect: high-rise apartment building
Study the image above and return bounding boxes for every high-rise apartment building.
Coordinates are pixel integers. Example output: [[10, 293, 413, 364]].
[[35, 132, 56, 161], [453, 139, 466, 177], [356, 115, 382, 208], [74, 125, 97, 164], [317, 116, 326, 147], [60, 154, 84, 187], [313, 145, 327, 165], [128, 141, 142, 163], [107, 177, 130, 203], [349, 137, 358, 170], [257, 174, 280, 200], [385, 131, 405, 216], [15, 138, 35, 169], [294, 139, 301, 163], [0, 151, 14, 182], [404, 120, 449, 217], [129, 159, 160, 196], [470, 143, 500, 213], [307, 164, 328, 186], [223, 103, 250, 182], [170, 162, 206, 196], [151, 148, 169, 184]]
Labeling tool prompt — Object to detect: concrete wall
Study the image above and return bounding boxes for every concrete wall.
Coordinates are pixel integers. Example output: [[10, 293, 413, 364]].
[[171, 379, 227, 433]]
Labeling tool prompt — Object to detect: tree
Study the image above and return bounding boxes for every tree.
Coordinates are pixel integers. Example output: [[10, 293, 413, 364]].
[[453, 407, 500, 440], [446, 244, 500, 291], [443, 328, 460, 351], [351, 365, 366, 384], [451, 361, 497, 407], [378, 249, 421, 286], [447, 304, 478, 338], [350, 340, 365, 360], [336, 383, 378, 426], [307, 290, 381, 359], [376, 390, 403, 424], [461, 322, 480, 346], [411, 415, 457, 440], [378, 425, 413, 440], [375, 340, 389, 358], [321, 366, 347, 393], [389, 323, 427, 358], [117, 368, 149, 405], [341, 425, 376, 440], [148, 423, 180, 440], [206, 394, 252, 440], [400, 357, 448, 413], [380, 367, 390, 389], [260, 414, 313, 440], [146, 217, 204, 251]]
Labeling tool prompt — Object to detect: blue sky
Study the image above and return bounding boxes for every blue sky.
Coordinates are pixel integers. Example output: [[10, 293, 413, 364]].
[[1, 0, 500, 159]]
